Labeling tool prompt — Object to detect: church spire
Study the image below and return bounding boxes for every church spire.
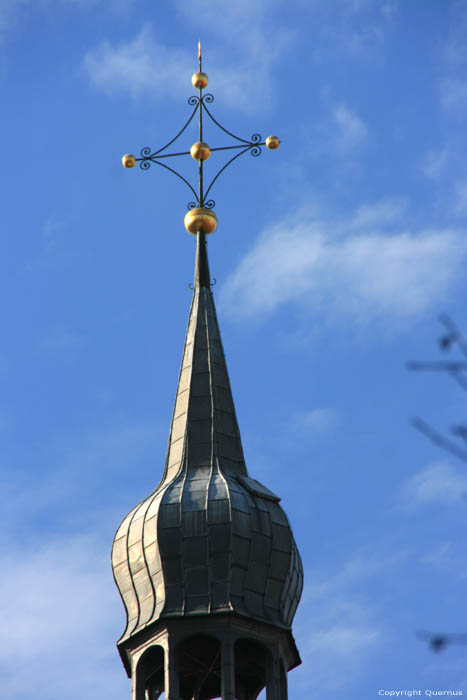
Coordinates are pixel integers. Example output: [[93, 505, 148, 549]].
[[113, 45, 302, 700]]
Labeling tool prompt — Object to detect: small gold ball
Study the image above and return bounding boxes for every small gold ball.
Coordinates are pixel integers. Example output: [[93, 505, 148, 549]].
[[190, 141, 211, 161], [122, 153, 136, 168], [192, 72, 208, 89], [184, 207, 218, 235], [265, 136, 280, 150]]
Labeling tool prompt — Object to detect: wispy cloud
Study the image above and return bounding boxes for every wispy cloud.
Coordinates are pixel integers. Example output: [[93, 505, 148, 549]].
[[422, 147, 450, 180], [220, 201, 467, 329], [0, 532, 127, 700], [294, 551, 391, 694], [84, 25, 191, 101], [293, 408, 340, 436], [84, 0, 292, 112], [399, 461, 467, 510], [333, 105, 368, 154]]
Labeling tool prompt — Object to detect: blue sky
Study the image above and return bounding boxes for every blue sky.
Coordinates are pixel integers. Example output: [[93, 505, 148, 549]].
[[2, 1, 467, 698]]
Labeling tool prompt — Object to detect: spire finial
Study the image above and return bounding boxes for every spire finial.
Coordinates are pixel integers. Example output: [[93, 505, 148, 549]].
[[121, 44, 281, 235]]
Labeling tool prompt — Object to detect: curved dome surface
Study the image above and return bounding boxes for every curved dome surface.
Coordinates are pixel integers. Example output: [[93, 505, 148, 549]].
[[112, 235, 303, 643]]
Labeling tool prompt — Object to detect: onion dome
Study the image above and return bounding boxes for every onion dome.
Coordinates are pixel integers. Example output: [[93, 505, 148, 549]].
[[112, 233, 303, 646]]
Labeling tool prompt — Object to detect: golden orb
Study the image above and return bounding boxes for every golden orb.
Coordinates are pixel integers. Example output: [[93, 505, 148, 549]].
[[122, 153, 137, 168], [184, 207, 218, 235], [265, 136, 280, 150], [192, 72, 208, 89], [190, 141, 211, 161]]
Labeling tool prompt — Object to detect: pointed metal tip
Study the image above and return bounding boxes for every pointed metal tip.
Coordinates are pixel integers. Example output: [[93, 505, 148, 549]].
[[198, 40, 202, 61]]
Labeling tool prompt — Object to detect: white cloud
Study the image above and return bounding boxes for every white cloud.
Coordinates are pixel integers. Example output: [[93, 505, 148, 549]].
[[295, 408, 340, 436], [422, 147, 450, 180], [0, 532, 128, 700], [399, 461, 467, 510], [84, 25, 191, 101], [84, 1, 292, 112], [333, 105, 368, 154], [220, 201, 467, 328], [293, 551, 389, 694]]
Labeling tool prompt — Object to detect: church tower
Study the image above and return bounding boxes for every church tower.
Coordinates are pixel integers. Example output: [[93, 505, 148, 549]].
[[113, 46, 303, 700]]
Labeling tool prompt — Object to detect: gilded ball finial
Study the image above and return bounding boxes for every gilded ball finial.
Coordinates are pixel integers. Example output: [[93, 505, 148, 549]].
[[190, 141, 211, 161], [122, 153, 136, 168], [192, 71, 208, 89], [265, 136, 280, 150], [184, 207, 218, 235]]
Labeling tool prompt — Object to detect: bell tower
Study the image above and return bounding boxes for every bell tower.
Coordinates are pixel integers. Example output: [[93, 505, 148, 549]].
[[113, 44, 303, 700]]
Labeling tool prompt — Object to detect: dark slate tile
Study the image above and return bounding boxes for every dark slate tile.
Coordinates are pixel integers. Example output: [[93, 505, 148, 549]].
[[211, 363, 229, 389], [211, 582, 230, 609], [184, 477, 209, 492], [188, 419, 212, 444], [213, 386, 235, 412], [218, 435, 242, 462], [270, 550, 291, 581], [208, 524, 231, 552], [185, 467, 211, 482], [158, 503, 181, 529], [245, 564, 268, 595], [266, 501, 289, 526], [185, 595, 210, 614], [251, 533, 272, 566], [244, 590, 265, 618], [231, 535, 250, 569], [229, 490, 250, 513], [187, 443, 212, 468], [271, 523, 292, 553], [158, 528, 182, 558], [230, 566, 246, 596], [163, 558, 183, 585], [182, 510, 207, 537], [265, 579, 283, 609], [208, 476, 228, 500], [189, 396, 212, 419], [250, 507, 271, 536], [264, 606, 282, 625], [183, 536, 208, 566], [215, 411, 237, 436], [193, 348, 209, 372], [219, 457, 245, 475], [231, 510, 251, 538], [225, 477, 242, 493], [207, 498, 230, 523], [181, 488, 206, 511], [191, 372, 211, 396], [164, 585, 184, 613], [211, 553, 230, 581], [185, 568, 209, 595]]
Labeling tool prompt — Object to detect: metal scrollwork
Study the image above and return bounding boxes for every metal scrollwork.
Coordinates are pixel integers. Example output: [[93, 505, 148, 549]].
[[128, 59, 275, 208]]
